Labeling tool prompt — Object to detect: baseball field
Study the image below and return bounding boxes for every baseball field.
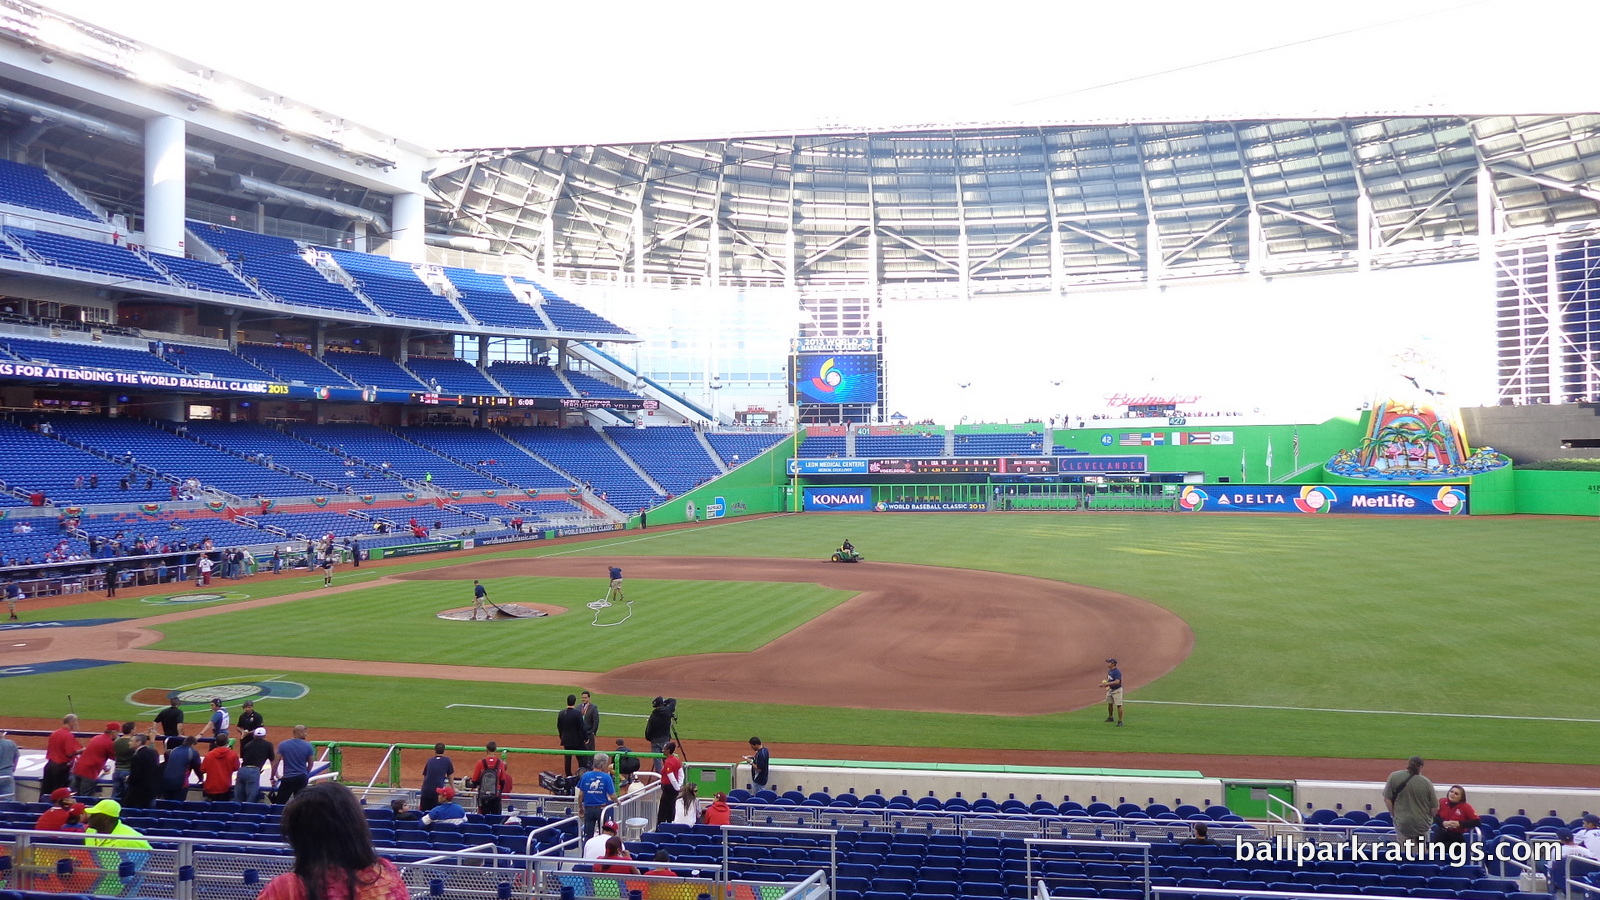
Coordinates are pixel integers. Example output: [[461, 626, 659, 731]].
[[2, 511, 1593, 776]]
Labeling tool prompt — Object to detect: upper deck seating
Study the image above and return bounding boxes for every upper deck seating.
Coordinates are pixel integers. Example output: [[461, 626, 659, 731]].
[[161, 344, 277, 382], [405, 357, 503, 396], [565, 370, 635, 399], [486, 362, 570, 397], [236, 344, 359, 387], [443, 267, 550, 329], [0, 158, 99, 220], [509, 276, 628, 334], [323, 351, 428, 392], [189, 222, 371, 315], [5, 228, 168, 284], [2, 336, 186, 375], [326, 249, 467, 323], [147, 252, 258, 297]]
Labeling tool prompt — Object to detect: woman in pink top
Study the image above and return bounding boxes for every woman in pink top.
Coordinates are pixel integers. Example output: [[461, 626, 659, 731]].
[[257, 783, 408, 900]]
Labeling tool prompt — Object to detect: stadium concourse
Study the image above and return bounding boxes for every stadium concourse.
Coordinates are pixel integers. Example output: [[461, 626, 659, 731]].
[[3, 530, 1600, 789]]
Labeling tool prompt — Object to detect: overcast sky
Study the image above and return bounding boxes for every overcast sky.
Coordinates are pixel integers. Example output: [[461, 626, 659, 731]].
[[37, 0, 1596, 150]]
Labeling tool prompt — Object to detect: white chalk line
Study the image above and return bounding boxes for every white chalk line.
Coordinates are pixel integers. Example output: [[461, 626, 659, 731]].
[[1135, 700, 1600, 724], [444, 703, 647, 718]]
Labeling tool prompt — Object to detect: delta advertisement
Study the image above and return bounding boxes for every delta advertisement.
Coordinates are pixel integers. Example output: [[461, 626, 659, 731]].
[[1177, 484, 1468, 516]]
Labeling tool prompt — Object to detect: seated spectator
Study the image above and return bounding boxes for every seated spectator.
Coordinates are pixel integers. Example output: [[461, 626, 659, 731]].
[[389, 798, 422, 821], [421, 786, 467, 824], [594, 836, 635, 874], [35, 788, 85, 831], [701, 791, 731, 826]]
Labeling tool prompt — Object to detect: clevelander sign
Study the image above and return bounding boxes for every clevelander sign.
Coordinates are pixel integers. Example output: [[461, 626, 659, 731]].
[[804, 488, 872, 511]]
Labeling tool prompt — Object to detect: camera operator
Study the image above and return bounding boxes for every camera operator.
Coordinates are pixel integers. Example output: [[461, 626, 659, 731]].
[[644, 697, 675, 773]]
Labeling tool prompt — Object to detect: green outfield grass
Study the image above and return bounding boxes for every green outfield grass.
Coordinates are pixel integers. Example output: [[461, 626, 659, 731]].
[[146, 577, 854, 670], [9, 513, 1596, 765]]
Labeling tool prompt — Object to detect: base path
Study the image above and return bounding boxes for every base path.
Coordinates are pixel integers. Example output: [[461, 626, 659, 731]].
[[400, 556, 1192, 716]]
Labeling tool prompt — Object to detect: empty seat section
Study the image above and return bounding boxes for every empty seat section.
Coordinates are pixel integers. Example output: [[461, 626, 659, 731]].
[[565, 370, 635, 399], [406, 357, 504, 395], [148, 251, 259, 296], [42, 417, 312, 497], [485, 362, 570, 397], [855, 433, 944, 456], [189, 222, 371, 314], [236, 344, 359, 387], [2, 336, 187, 375], [0, 159, 100, 219], [326, 249, 466, 323], [443, 267, 550, 329], [508, 276, 628, 334], [502, 426, 661, 513], [0, 420, 170, 507], [955, 432, 1044, 455], [798, 435, 846, 458], [181, 421, 398, 493], [287, 424, 502, 491], [401, 427, 570, 490], [6, 227, 169, 283], [323, 351, 428, 391], [705, 432, 786, 465], [161, 344, 277, 382], [604, 426, 721, 495]]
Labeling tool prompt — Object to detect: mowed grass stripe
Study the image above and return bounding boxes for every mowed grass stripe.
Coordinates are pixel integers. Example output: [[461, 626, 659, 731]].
[[146, 577, 855, 671]]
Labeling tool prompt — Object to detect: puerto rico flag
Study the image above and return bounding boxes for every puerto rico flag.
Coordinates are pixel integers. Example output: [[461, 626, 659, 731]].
[[1172, 432, 1213, 445]]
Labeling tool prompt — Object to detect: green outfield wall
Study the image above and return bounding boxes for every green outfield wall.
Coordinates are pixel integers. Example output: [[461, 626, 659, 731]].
[[1513, 469, 1600, 515]]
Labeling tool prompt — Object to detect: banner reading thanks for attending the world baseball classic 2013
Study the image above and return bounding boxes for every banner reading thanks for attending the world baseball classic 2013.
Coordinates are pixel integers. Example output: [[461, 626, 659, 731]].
[[1176, 484, 1468, 516]]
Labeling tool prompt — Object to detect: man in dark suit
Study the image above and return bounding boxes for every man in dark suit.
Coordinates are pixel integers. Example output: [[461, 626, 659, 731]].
[[557, 694, 587, 777], [578, 690, 600, 768]]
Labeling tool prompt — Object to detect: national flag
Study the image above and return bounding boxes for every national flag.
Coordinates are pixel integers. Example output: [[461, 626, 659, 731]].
[[1266, 436, 1274, 469], [1119, 433, 1143, 446], [1184, 432, 1213, 445], [1293, 429, 1300, 457], [1140, 433, 1166, 446]]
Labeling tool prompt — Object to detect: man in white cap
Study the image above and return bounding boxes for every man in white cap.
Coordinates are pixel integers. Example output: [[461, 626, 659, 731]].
[[235, 727, 274, 803]]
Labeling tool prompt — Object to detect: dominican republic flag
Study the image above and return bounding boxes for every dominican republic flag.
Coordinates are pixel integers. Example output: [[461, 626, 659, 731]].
[[1120, 432, 1165, 446], [1173, 432, 1213, 445]]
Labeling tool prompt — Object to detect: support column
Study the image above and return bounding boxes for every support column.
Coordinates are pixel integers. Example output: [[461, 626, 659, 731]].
[[1146, 220, 1164, 284], [350, 221, 368, 253], [1247, 207, 1264, 275], [390, 192, 426, 262], [477, 334, 489, 368], [143, 115, 186, 255], [1357, 191, 1373, 273]]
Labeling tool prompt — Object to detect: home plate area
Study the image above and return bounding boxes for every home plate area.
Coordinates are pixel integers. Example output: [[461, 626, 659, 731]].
[[436, 604, 549, 621]]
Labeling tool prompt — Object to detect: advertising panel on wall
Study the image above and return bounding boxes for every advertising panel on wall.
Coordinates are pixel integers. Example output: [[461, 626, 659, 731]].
[[1176, 484, 1468, 515], [0, 360, 286, 396], [789, 458, 871, 475], [873, 501, 990, 512], [803, 488, 873, 511], [1057, 455, 1149, 473]]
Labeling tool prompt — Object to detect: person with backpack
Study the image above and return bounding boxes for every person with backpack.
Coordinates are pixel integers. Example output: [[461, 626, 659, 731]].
[[467, 741, 511, 815]]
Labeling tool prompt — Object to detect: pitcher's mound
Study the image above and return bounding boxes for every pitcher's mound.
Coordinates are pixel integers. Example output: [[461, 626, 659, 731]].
[[437, 604, 555, 621]]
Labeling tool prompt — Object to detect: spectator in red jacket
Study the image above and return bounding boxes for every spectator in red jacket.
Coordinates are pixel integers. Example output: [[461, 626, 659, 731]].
[[701, 791, 732, 826], [41, 714, 81, 795], [34, 788, 85, 831], [201, 736, 240, 802], [71, 722, 119, 796]]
